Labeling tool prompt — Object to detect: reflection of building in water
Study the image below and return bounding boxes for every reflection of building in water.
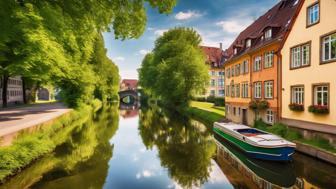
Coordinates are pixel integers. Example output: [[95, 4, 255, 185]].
[[215, 136, 297, 189], [120, 109, 138, 119], [294, 178, 320, 189]]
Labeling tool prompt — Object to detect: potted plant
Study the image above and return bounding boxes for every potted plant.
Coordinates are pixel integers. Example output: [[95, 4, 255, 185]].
[[249, 100, 269, 120], [289, 103, 304, 112], [308, 105, 329, 115]]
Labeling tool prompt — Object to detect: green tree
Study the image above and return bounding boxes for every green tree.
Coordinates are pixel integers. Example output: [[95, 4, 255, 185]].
[[138, 28, 210, 108]]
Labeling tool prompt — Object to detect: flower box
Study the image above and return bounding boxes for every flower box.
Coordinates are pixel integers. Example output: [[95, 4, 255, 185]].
[[308, 105, 329, 115], [288, 103, 304, 112], [249, 100, 269, 110]]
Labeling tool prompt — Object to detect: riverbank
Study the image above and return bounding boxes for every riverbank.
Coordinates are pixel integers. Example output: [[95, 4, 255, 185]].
[[0, 100, 103, 183], [184, 101, 225, 126], [184, 101, 336, 165]]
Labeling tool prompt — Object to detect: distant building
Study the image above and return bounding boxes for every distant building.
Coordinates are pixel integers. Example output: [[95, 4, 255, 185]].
[[120, 79, 138, 91], [37, 88, 51, 101], [0, 76, 24, 106], [201, 45, 226, 97]]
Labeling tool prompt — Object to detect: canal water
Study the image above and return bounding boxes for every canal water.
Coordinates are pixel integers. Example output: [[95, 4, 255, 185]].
[[1, 105, 336, 189]]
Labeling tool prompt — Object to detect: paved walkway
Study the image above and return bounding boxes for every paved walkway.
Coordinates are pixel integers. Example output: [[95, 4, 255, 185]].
[[0, 103, 71, 137]]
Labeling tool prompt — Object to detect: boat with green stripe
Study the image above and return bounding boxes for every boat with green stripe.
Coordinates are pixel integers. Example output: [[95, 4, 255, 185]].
[[213, 122, 296, 161]]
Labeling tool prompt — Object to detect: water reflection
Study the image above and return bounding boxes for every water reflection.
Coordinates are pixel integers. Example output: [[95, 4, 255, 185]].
[[0, 106, 119, 189], [139, 106, 216, 188]]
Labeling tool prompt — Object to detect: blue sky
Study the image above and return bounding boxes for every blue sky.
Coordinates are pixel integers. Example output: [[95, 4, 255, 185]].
[[103, 0, 278, 79]]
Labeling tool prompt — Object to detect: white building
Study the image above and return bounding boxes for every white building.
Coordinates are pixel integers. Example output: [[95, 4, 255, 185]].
[[0, 76, 24, 106]]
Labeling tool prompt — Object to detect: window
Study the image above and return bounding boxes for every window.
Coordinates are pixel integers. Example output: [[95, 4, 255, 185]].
[[233, 107, 236, 116], [291, 86, 304, 104], [218, 78, 224, 87], [226, 85, 230, 97], [231, 81, 235, 97], [291, 42, 311, 68], [231, 67, 235, 77], [241, 83, 249, 98], [307, 2, 319, 26], [235, 84, 240, 97], [211, 71, 215, 76], [226, 69, 231, 78], [246, 39, 251, 48], [238, 108, 241, 116], [254, 56, 262, 71], [226, 105, 230, 114], [264, 81, 273, 99], [266, 110, 274, 124], [210, 90, 216, 96], [218, 90, 224, 96], [313, 85, 329, 106], [254, 82, 262, 99], [235, 64, 240, 76], [234, 48, 238, 55], [264, 51, 274, 68], [211, 79, 216, 87], [265, 29, 272, 40], [322, 32, 336, 63], [242, 60, 249, 74]]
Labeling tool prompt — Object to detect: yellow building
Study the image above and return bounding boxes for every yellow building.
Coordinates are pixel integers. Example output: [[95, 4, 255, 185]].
[[281, 0, 336, 138]]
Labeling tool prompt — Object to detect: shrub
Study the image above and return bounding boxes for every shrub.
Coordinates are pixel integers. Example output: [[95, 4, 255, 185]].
[[289, 103, 304, 112], [308, 105, 329, 115], [214, 97, 225, 106]]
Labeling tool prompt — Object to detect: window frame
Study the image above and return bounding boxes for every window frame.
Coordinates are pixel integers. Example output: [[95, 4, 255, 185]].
[[253, 56, 262, 72], [264, 51, 274, 69], [265, 29, 272, 40], [264, 80, 274, 99], [241, 82, 249, 98], [291, 85, 305, 105], [320, 30, 336, 64], [254, 81, 262, 99], [306, 1, 320, 28], [266, 110, 274, 124], [312, 83, 329, 107], [290, 41, 311, 70]]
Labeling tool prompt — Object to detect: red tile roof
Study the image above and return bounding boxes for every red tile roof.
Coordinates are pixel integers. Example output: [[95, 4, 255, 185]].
[[201, 46, 225, 68], [121, 79, 138, 89], [224, 0, 303, 63]]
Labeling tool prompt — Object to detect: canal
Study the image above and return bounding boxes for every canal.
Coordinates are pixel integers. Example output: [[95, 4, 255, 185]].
[[1, 105, 336, 189]]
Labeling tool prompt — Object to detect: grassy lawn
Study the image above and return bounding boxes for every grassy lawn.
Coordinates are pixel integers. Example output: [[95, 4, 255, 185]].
[[190, 101, 225, 116], [184, 101, 225, 127]]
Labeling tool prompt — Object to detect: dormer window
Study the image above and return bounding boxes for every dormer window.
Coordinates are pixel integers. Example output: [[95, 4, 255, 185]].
[[246, 39, 251, 48], [265, 29, 272, 40], [234, 48, 238, 55]]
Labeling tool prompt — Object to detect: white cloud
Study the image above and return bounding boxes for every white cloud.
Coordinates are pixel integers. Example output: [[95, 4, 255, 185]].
[[175, 10, 202, 20], [136, 170, 154, 179], [139, 49, 150, 55], [216, 20, 251, 34], [114, 56, 125, 62], [154, 29, 168, 36]]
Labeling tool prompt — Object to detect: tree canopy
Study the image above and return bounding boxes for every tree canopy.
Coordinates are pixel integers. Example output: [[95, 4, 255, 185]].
[[138, 28, 209, 107], [0, 0, 177, 107]]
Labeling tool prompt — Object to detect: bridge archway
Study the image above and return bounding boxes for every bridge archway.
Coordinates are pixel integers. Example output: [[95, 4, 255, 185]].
[[118, 90, 139, 106]]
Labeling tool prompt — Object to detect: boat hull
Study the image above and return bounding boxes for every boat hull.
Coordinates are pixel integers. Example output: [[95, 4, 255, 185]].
[[213, 128, 295, 161]]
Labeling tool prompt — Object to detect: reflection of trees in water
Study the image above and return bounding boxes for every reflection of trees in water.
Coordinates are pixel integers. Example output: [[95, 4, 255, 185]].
[[139, 106, 216, 188], [0, 105, 119, 189]]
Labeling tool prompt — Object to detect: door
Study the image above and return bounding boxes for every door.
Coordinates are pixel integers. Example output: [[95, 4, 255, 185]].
[[242, 109, 248, 125]]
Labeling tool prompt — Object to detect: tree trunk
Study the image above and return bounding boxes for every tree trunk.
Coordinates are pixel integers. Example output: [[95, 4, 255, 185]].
[[2, 75, 9, 108], [22, 77, 27, 104]]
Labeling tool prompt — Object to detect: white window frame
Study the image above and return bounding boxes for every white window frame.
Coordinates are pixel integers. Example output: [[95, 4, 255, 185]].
[[246, 39, 251, 48], [264, 51, 274, 68], [254, 82, 262, 99], [322, 33, 336, 62], [254, 56, 262, 71], [266, 110, 274, 124], [211, 79, 216, 87], [265, 29, 272, 40], [291, 86, 304, 105], [242, 83, 249, 98], [236, 84, 240, 97], [308, 3, 319, 26], [313, 85, 329, 106], [264, 81, 273, 99], [291, 42, 310, 68]]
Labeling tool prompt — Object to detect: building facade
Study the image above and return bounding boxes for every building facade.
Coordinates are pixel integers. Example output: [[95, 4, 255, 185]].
[[224, 0, 302, 126], [201, 46, 225, 97], [0, 76, 24, 106], [120, 79, 138, 91], [281, 0, 336, 136]]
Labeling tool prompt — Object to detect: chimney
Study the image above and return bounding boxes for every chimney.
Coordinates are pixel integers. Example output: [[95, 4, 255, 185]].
[[219, 42, 223, 50]]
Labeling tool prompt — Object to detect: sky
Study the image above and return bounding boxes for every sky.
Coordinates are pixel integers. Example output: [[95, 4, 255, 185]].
[[103, 0, 278, 80]]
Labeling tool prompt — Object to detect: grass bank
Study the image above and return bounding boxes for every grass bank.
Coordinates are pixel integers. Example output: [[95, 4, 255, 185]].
[[0, 100, 103, 183], [183, 101, 225, 126], [254, 120, 336, 154]]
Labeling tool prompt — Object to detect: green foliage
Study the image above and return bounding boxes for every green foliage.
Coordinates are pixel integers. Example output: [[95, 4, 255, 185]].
[[139, 28, 210, 107], [308, 105, 329, 114], [185, 107, 223, 127], [0, 0, 176, 107], [0, 102, 102, 182], [288, 103, 304, 112]]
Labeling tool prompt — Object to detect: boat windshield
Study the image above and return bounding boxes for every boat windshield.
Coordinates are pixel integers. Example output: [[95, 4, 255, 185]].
[[235, 128, 267, 137]]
